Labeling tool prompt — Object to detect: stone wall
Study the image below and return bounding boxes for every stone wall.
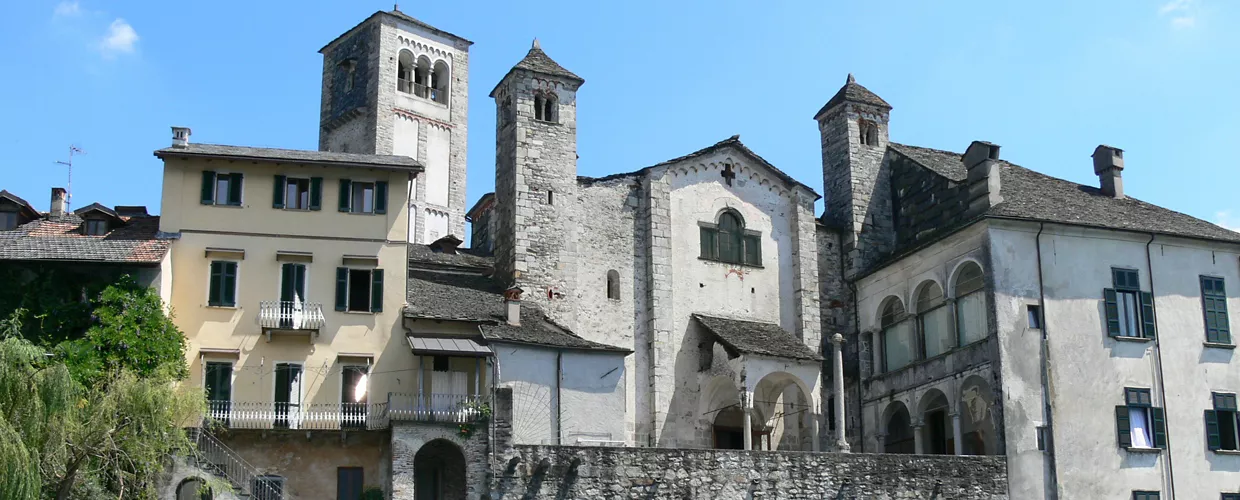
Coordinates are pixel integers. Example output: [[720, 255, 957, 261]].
[[487, 446, 1007, 499], [817, 101, 894, 278], [889, 153, 971, 248], [816, 225, 863, 450]]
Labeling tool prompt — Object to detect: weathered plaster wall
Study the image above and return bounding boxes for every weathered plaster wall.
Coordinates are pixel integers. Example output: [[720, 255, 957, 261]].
[[494, 344, 627, 446], [216, 430, 388, 498]]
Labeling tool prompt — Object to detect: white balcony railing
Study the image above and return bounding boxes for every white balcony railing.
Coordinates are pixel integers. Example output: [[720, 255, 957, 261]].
[[386, 393, 486, 423], [206, 400, 386, 431], [257, 301, 325, 331]]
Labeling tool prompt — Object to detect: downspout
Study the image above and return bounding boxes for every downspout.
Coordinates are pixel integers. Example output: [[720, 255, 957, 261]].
[[556, 350, 564, 445], [1034, 223, 1059, 498], [1146, 233, 1176, 498]]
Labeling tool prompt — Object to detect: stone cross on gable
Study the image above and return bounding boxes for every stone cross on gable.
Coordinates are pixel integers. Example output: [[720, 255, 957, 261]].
[[721, 164, 736, 186]]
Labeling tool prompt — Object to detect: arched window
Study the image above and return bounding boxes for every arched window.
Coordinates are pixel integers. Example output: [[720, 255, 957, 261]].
[[397, 51, 414, 94], [917, 282, 953, 358], [606, 270, 620, 300], [414, 56, 432, 98], [884, 403, 915, 454], [699, 210, 761, 266], [880, 298, 914, 372], [534, 93, 558, 123], [954, 262, 987, 345], [860, 121, 879, 146], [431, 60, 450, 104]]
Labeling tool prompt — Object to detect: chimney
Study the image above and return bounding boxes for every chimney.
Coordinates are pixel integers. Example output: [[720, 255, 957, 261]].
[[171, 126, 191, 147], [502, 286, 524, 326], [430, 234, 463, 255], [50, 188, 67, 218], [964, 141, 1003, 216], [1092, 145, 1125, 199]]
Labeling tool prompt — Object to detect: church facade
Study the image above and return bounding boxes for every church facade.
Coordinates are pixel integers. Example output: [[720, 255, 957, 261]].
[[152, 7, 1240, 500]]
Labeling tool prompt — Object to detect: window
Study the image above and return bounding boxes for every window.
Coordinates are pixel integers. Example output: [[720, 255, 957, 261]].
[[954, 262, 987, 345], [1027, 305, 1043, 329], [534, 93, 557, 122], [342, 365, 368, 428], [336, 267, 383, 313], [273, 176, 321, 211], [273, 363, 302, 429], [1203, 276, 1231, 344], [880, 298, 914, 372], [201, 171, 243, 206], [1132, 492, 1159, 500], [1223, 494, 1240, 500], [208, 261, 238, 307], [397, 50, 414, 93], [547, 190, 554, 205], [252, 475, 284, 500], [337, 467, 363, 500], [83, 219, 108, 235], [431, 60, 449, 104], [1104, 268, 1156, 339], [699, 211, 761, 266], [1206, 392, 1240, 452], [860, 121, 878, 146], [1116, 387, 1166, 449], [1036, 425, 1050, 452], [205, 361, 232, 413], [414, 56, 431, 98], [0, 211, 17, 230], [338, 179, 387, 215], [432, 355, 449, 372], [827, 397, 836, 431], [606, 270, 620, 300], [916, 282, 953, 358]]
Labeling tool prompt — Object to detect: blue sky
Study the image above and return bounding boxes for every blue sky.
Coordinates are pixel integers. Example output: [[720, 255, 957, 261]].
[[2, 0, 1237, 232]]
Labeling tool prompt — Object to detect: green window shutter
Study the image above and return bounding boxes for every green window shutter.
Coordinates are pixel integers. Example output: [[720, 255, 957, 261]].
[[201, 171, 217, 205], [699, 227, 716, 259], [227, 173, 244, 206], [208, 262, 223, 306], [1104, 289, 1121, 337], [294, 264, 306, 299], [222, 262, 237, 307], [370, 269, 384, 313], [338, 179, 352, 212], [374, 181, 388, 214], [1139, 291, 1157, 339], [1206, 410, 1222, 451], [743, 235, 761, 266], [272, 175, 286, 209], [309, 177, 323, 211], [335, 267, 349, 311], [280, 263, 294, 302], [1151, 407, 1167, 448], [1116, 406, 1132, 448]]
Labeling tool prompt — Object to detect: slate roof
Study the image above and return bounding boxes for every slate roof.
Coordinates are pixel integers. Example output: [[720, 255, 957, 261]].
[[405, 268, 629, 353], [0, 190, 39, 219], [692, 313, 821, 362], [408, 244, 494, 271], [886, 143, 1240, 244], [154, 143, 422, 171], [814, 74, 892, 119], [0, 212, 170, 264], [579, 135, 821, 199], [489, 41, 583, 97], [319, 9, 472, 53]]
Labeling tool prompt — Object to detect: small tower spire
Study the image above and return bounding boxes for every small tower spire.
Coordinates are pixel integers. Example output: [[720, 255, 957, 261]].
[[393, 3, 399, 11], [847, 73, 856, 84], [532, 37, 541, 50]]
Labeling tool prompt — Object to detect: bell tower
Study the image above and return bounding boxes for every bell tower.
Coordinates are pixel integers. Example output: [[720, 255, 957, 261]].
[[318, 9, 473, 243]]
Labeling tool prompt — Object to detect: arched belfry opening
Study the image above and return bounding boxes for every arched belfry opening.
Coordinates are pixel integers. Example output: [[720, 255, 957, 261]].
[[414, 439, 467, 500]]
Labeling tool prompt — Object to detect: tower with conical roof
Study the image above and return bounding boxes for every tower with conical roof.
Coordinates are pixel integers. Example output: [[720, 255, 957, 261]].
[[317, 9, 473, 243], [815, 74, 894, 277], [490, 39, 585, 326]]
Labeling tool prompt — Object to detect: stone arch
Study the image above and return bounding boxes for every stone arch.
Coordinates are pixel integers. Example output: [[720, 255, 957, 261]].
[[699, 375, 746, 449], [414, 438, 467, 500], [431, 59, 450, 104], [606, 269, 620, 300], [917, 388, 953, 455], [947, 259, 985, 298], [176, 477, 212, 500], [914, 279, 953, 358], [958, 374, 997, 455], [951, 260, 988, 345], [881, 400, 914, 454], [398, 49, 415, 93], [877, 295, 906, 328], [752, 371, 814, 451], [415, 55, 433, 97]]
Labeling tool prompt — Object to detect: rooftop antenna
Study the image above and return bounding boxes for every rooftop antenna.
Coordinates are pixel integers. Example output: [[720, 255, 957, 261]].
[[54, 145, 85, 211]]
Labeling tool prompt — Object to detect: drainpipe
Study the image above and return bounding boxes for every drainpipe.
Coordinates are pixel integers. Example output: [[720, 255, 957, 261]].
[[1146, 233, 1176, 498], [1034, 223, 1059, 499], [556, 350, 564, 446]]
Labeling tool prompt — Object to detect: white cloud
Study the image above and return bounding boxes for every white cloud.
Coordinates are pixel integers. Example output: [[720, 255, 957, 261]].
[[1171, 16, 1196, 28], [1216, 211, 1240, 232], [1159, 0, 1196, 28], [53, 1, 81, 17], [99, 19, 138, 56], [1160, 0, 1191, 14]]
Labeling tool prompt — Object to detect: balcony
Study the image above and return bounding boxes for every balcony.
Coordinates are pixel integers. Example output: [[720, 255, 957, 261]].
[[257, 301, 325, 339], [203, 393, 488, 431], [386, 393, 487, 424]]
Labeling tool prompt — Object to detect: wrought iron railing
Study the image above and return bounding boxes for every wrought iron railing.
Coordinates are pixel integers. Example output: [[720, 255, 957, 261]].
[[386, 392, 485, 423], [411, 83, 448, 104], [206, 400, 387, 431], [257, 301, 325, 331], [188, 427, 294, 499]]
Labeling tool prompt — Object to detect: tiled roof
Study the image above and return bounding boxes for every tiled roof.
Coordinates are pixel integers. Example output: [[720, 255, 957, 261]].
[[692, 313, 821, 361], [0, 190, 39, 218], [0, 213, 170, 264], [404, 269, 629, 353], [154, 143, 422, 171], [814, 74, 892, 119], [887, 143, 1240, 243], [579, 135, 821, 199]]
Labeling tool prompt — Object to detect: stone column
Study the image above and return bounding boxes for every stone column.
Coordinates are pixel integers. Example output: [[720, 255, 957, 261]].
[[742, 391, 754, 451], [951, 411, 964, 455], [831, 333, 849, 452], [874, 431, 887, 453], [912, 419, 925, 455]]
